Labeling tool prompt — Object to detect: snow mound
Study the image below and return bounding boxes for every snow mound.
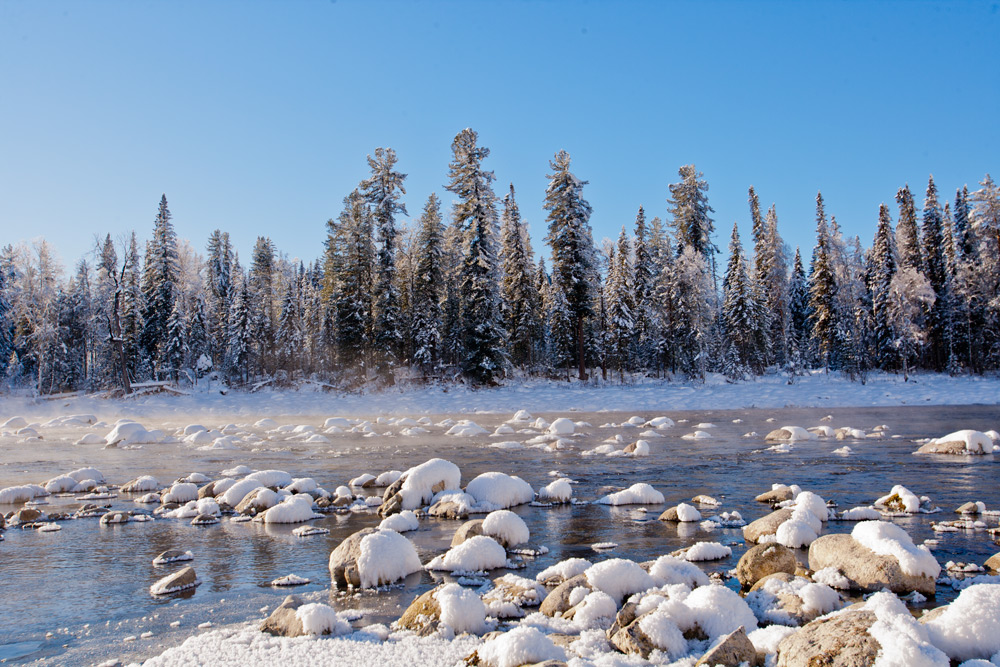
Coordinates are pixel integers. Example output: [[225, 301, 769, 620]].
[[876, 484, 924, 513], [927, 430, 994, 454], [648, 555, 710, 588], [426, 535, 508, 573], [466, 472, 534, 509], [435, 583, 488, 635], [585, 558, 654, 601], [864, 591, 949, 666], [373, 470, 403, 487], [683, 584, 759, 638], [548, 418, 576, 435], [217, 479, 264, 507], [595, 483, 664, 506], [628, 440, 651, 456], [682, 430, 712, 440], [259, 495, 316, 524], [509, 409, 533, 423], [476, 626, 566, 667], [446, 421, 488, 437], [537, 478, 573, 502], [676, 503, 702, 522], [68, 467, 105, 483], [0, 485, 43, 504], [923, 584, 1000, 661], [43, 475, 79, 493], [75, 433, 105, 445], [536, 558, 592, 583], [573, 591, 618, 628], [852, 520, 941, 578], [105, 422, 162, 445], [779, 426, 818, 442], [353, 529, 422, 587], [245, 469, 293, 488], [349, 474, 376, 488], [161, 483, 199, 504], [399, 458, 462, 510], [295, 603, 351, 636], [378, 510, 419, 533], [683, 542, 732, 561], [482, 510, 530, 546]]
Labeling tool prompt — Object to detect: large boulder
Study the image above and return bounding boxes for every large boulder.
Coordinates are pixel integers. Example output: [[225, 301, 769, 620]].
[[807, 533, 935, 596], [150, 566, 199, 595], [234, 487, 278, 515], [775, 609, 878, 667], [985, 553, 1000, 572], [378, 476, 406, 517], [396, 587, 442, 636], [756, 486, 795, 503], [736, 542, 798, 588], [451, 519, 485, 547], [328, 527, 375, 588], [748, 573, 842, 626], [695, 626, 760, 667], [743, 509, 793, 544], [261, 595, 308, 637], [540, 574, 592, 617], [608, 611, 658, 659], [11, 508, 43, 525]]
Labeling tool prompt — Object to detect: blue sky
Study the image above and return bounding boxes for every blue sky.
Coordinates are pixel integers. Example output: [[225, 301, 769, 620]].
[[1, 0, 997, 272]]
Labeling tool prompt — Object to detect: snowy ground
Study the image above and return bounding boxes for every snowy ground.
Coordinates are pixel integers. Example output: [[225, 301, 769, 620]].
[[3, 371, 999, 423]]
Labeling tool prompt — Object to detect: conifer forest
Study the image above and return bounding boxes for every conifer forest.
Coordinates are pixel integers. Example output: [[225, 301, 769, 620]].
[[2, 129, 999, 395]]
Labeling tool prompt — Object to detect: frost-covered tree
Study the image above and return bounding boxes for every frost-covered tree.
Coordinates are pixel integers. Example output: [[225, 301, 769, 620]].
[[445, 129, 506, 385], [895, 185, 923, 272], [140, 195, 178, 377], [162, 301, 187, 383], [970, 174, 1000, 368], [411, 193, 444, 374], [0, 247, 13, 379], [721, 222, 758, 379], [249, 236, 276, 375], [187, 295, 209, 378], [953, 185, 973, 260], [788, 247, 811, 368], [324, 189, 373, 383], [544, 149, 597, 380], [500, 184, 539, 368], [668, 165, 715, 259], [631, 206, 654, 368], [671, 246, 714, 380], [808, 193, 838, 369], [544, 277, 573, 378], [121, 232, 144, 383], [867, 203, 897, 367], [205, 229, 233, 364], [888, 267, 935, 381], [226, 277, 252, 384], [361, 147, 407, 384], [605, 227, 635, 381]]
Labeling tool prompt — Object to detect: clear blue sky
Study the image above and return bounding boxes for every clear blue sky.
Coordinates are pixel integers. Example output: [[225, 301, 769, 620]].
[[1, 0, 998, 272]]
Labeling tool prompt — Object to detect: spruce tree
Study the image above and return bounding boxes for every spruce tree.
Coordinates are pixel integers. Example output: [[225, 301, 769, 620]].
[[361, 147, 407, 384], [920, 175, 948, 369], [205, 229, 233, 364], [632, 206, 654, 369], [868, 203, 897, 368], [721, 222, 757, 379], [500, 184, 538, 368], [953, 185, 973, 260], [808, 193, 838, 369], [249, 236, 276, 375], [668, 165, 716, 258], [411, 193, 444, 374], [446, 129, 506, 385], [121, 231, 143, 383], [187, 295, 210, 378], [226, 277, 252, 384], [605, 226, 635, 381], [162, 301, 187, 383], [140, 195, 178, 377], [895, 185, 923, 272], [544, 149, 597, 381], [787, 247, 811, 371]]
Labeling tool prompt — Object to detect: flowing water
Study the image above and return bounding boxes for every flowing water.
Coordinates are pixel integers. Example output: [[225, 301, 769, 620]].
[[0, 404, 997, 665]]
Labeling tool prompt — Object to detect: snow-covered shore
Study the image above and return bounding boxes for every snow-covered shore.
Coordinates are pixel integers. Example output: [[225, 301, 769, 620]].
[[2, 371, 999, 422]]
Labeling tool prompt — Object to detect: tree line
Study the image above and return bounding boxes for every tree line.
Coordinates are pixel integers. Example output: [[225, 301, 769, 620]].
[[1, 128, 998, 395]]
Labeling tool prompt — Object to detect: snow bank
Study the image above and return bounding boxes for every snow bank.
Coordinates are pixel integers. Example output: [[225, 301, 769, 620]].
[[466, 472, 534, 509], [356, 530, 422, 587], [426, 535, 508, 573], [595, 482, 664, 506], [295, 603, 351, 636], [852, 520, 941, 578], [585, 558, 654, 601], [482, 510, 529, 546], [434, 583, 488, 635], [398, 458, 461, 510], [476, 626, 566, 667], [923, 584, 1000, 661]]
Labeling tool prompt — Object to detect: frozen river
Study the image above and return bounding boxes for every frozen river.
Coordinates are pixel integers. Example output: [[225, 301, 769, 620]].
[[0, 404, 997, 665]]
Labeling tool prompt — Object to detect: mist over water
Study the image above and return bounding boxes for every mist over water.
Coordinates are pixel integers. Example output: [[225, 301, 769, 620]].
[[0, 404, 997, 665]]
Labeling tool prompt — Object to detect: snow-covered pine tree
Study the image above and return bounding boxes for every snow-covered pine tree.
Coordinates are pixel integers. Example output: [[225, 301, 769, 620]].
[[324, 189, 373, 385], [953, 185, 973, 260], [187, 295, 209, 378], [671, 246, 714, 380], [649, 217, 677, 375], [605, 226, 635, 382], [275, 275, 301, 375], [205, 229, 233, 366], [140, 195, 178, 378], [0, 247, 12, 378], [808, 193, 838, 370], [721, 222, 757, 379], [446, 128, 506, 385], [544, 149, 597, 381], [249, 236, 276, 376], [895, 185, 923, 272], [970, 174, 1000, 368], [545, 277, 573, 379], [533, 258, 551, 369], [411, 193, 444, 374], [226, 277, 252, 384], [500, 184, 539, 369], [361, 147, 407, 385], [920, 175, 948, 370], [888, 267, 935, 381], [632, 206, 654, 369], [867, 203, 897, 368], [668, 165, 716, 259], [747, 187, 773, 367], [162, 300, 187, 383], [121, 231, 144, 383]]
